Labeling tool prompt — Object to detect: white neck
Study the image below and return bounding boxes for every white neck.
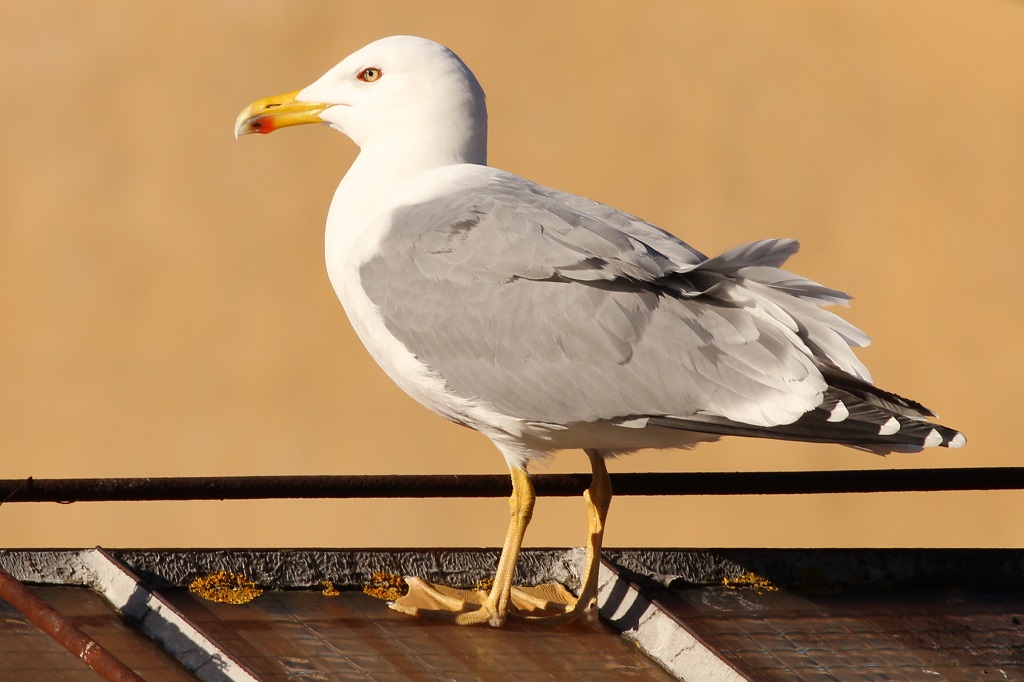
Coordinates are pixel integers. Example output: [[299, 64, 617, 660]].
[[337, 131, 484, 216]]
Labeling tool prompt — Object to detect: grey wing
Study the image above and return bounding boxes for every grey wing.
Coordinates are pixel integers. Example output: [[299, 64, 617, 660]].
[[359, 170, 964, 451]]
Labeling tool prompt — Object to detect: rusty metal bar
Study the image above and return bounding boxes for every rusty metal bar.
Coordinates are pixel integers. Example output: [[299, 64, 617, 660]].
[[0, 467, 1022, 504], [0, 567, 143, 681]]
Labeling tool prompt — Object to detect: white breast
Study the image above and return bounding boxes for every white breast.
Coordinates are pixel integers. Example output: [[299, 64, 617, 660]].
[[323, 164, 526, 441]]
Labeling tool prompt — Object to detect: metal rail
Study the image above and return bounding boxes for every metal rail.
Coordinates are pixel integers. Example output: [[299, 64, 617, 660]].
[[1, 467, 1022, 504]]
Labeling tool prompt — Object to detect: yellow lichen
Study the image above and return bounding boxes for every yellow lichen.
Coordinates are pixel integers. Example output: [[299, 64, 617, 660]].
[[321, 580, 341, 597], [474, 577, 494, 593], [189, 571, 263, 604], [363, 571, 408, 601], [721, 572, 779, 592]]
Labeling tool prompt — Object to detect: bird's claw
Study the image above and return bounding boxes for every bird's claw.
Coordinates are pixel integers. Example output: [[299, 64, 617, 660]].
[[388, 576, 587, 627]]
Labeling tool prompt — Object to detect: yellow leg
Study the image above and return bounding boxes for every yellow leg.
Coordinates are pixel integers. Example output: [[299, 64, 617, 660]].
[[466, 466, 535, 625], [391, 466, 535, 627], [389, 451, 611, 626], [576, 448, 612, 616], [517, 448, 611, 623]]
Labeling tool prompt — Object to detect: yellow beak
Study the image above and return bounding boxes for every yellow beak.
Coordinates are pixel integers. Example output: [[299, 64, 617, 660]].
[[234, 90, 329, 138]]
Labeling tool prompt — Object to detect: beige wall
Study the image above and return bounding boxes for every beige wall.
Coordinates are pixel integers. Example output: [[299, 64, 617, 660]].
[[2, 1, 1021, 549]]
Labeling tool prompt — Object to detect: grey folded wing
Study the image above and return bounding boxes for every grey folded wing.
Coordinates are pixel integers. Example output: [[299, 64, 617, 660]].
[[359, 169, 871, 435]]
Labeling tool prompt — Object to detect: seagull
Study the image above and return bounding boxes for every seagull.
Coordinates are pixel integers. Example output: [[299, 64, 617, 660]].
[[235, 35, 965, 626]]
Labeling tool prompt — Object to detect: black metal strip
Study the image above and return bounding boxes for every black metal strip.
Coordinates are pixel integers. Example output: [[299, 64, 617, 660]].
[[0, 467, 1021, 504]]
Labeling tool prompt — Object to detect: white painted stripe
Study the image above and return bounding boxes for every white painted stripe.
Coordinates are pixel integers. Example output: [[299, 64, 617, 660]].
[[82, 549, 259, 682], [924, 429, 943, 448], [827, 401, 849, 422], [879, 416, 901, 436], [598, 559, 747, 681]]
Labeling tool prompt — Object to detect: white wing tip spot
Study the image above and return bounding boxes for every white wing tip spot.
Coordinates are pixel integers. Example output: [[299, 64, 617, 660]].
[[615, 417, 650, 429], [879, 416, 901, 436], [826, 400, 849, 423], [924, 428, 943, 448], [948, 432, 966, 449]]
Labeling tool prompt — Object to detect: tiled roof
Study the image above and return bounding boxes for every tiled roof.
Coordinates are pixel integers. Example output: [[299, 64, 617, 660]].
[[1, 548, 1023, 680], [0, 585, 194, 681], [650, 573, 1024, 679]]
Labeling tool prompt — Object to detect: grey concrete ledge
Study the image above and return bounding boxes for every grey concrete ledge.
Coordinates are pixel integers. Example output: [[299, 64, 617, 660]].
[[4, 548, 1022, 591]]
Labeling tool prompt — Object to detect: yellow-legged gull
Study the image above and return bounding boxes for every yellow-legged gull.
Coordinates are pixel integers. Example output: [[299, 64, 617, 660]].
[[235, 35, 965, 627]]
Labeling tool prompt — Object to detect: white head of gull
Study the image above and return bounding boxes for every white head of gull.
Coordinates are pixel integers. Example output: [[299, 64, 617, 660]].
[[236, 35, 964, 627]]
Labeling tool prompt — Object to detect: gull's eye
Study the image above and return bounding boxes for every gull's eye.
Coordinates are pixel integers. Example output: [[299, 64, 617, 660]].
[[357, 67, 382, 83]]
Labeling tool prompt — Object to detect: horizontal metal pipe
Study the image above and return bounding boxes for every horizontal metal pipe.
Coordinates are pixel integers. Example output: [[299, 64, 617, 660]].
[[0, 468, 1021, 504], [0, 567, 144, 681]]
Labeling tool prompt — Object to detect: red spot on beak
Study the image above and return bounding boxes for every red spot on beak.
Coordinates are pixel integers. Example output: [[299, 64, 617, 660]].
[[251, 117, 276, 134]]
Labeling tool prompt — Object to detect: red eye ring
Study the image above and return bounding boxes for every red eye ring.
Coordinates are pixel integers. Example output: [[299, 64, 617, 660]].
[[358, 67, 382, 82]]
